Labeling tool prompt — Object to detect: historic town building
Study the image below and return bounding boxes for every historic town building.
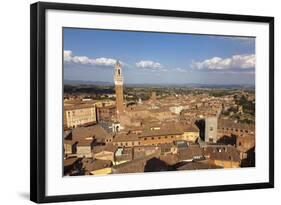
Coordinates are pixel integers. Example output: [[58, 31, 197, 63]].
[[64, 104, 97, 129], [205, 116, 218, 143], [114, 61, 125, 117], [63, 59, 256, 175]]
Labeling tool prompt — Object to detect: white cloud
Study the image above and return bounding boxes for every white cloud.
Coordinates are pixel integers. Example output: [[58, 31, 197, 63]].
[[136, 60, 163, 70], [64, 50, 73, 62], [174, 67, 189, 73], [93, 58, 117, 66], [192, 54, 255, 72], [64, 50, 121, 67]]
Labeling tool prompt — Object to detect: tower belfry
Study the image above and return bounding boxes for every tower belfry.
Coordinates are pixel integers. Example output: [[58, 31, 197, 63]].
[[114, 61, 125, 116]]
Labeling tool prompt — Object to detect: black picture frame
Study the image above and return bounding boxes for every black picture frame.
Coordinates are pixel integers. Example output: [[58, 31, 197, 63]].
[[30, 1, 274, 203]]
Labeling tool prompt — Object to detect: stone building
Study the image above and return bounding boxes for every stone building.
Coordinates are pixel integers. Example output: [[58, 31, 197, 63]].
[[64, 104, 97, 129], [151, 91, 157, 103], [114, 61, 125, 117], [96, 104, 116, 122], [112, 123, 199, 147], [76, 139, 95, 158], [203, 145, 240, 168], [217, 119, 255, 161], [63, 125, 113, 158], [205, 116, 218, 143]]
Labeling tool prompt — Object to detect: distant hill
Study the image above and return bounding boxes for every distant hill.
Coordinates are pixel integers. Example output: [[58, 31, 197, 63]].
[[64, 79, 114, 86], [64, 79, 254, 89]]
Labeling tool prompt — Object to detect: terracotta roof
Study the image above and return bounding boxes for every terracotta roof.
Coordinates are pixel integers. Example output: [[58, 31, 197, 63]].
[[113, 132, 140, 142], [64, 104, 95, 111], [64, 139, 77, 145], [178, 145, 203, 161], [149, 107, 170, 113], [218, 119, 255, 130], [83, 159, 112, 172], [177, 161, 222, 170], [140, 129, 183, 138], [72, 125, 111, 141], [93, 144, 117, 153], [97, 105, 116, 109], [144, 157, 170, 172], [159, 154, 179, 165], [64, 157, 80, 167], [203, 145, 240, 162], [77, 139, 94, 146], [177, 123, 199, 132]]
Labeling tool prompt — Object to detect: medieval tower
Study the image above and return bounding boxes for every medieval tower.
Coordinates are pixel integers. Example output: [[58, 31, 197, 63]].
[[205, 116, 218, 143], [114, 61, 125, 116]]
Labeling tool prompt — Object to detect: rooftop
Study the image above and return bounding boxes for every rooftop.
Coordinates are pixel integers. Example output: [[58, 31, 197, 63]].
[[83, 159, 112, 172], [203, 145, 240, 162], [65, 103, 95, 111], [72, 124, 111, 141], [64, 157, 80, 167]]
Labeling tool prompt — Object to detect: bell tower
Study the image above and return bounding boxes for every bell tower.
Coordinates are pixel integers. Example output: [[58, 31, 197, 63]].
[[114, 61, 125, 116]]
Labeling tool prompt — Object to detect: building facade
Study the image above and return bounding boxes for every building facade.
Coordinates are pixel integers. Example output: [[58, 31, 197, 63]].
[[205, 116, 218, 143], [64, 104, 97, 129], [97, 105, 116, 122]]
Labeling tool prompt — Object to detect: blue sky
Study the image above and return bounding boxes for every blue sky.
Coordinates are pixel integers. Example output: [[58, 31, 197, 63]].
[[64, 28, 255, 85]]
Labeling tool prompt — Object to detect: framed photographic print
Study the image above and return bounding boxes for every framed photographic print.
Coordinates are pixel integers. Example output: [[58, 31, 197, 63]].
[[30, 2, 274, 203]]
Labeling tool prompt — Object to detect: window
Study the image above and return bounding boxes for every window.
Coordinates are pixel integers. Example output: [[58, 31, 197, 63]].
[[144, 137, 147, 140], [210, 127, 213, 131]]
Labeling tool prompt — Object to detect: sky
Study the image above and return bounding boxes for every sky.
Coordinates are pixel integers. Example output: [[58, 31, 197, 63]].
[[64, 28, 255, 85]]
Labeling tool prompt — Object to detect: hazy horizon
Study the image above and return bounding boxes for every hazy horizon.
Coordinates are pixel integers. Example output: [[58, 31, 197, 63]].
[[64, 78, 255, 86]]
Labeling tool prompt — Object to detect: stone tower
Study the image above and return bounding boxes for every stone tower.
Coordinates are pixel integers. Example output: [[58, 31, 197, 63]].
[[114, 61, 124, 116], [205, 116, 218, 143], [151, 91, 157, 103]]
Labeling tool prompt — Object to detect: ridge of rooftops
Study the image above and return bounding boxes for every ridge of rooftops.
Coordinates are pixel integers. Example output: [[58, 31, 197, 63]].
[[64, 103, 96, 110], [64, 122, 200, 142]]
